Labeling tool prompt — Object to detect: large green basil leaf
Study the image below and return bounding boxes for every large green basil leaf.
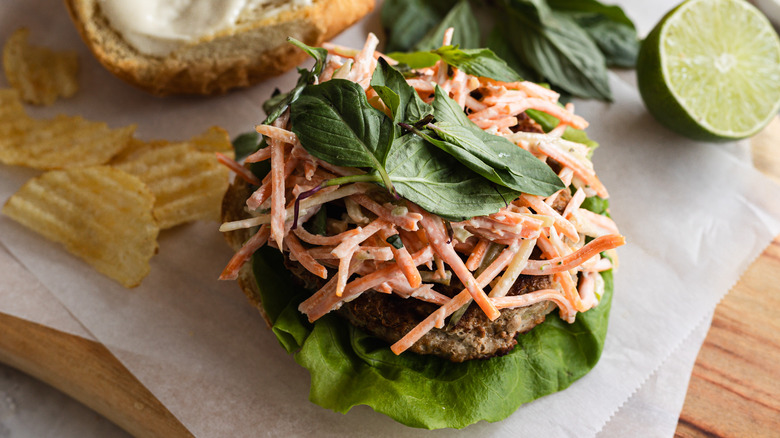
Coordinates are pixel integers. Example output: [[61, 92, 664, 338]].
[[252, 248, 614, 429], [381, 0, 460, 52], [548, 0, 639, 67], [431, 87, 564, 196], [413, 0, 479, 51], [486, 27, 538, 81], [432, 45, 523, 83], [370, 58, 432, 126], [496, 0, 612, 100], [289, 79, 395, 186], [385, 134, 519, 221]]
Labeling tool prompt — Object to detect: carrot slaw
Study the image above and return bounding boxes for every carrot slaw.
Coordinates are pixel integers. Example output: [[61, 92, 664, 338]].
[[220, 31, 625, 356]]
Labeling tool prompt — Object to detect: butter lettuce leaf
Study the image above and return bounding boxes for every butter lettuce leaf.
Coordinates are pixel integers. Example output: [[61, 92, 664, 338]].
[[252, 249, 613, 429]]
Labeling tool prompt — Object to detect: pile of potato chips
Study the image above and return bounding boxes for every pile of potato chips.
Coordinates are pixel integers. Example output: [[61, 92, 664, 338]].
[[1, 30, 235, 287]]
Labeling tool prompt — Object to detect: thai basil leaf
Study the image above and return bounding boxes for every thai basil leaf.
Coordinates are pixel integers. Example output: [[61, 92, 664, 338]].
[[496, 0, 612, 100], [232, 131, 261, 161], [486, 27, 537, 81], [428, 122, 562, 195], [547, 0, 634, 27], [431, 87, 564, 195], [381, 0, 459, 52], [370, 58, 432, 126], [562, 13, 638, 67], [263, 38, 329, 125], [385, 51, 441, 69], [548, 0, 639, 67], [289, 79, 395, 188], [432, 45, 522, 83], [385, 134, 519, 221], [413, 0, 479, 51]]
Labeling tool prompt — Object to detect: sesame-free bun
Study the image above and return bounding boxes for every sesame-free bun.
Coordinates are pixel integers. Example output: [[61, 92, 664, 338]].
[[64, 0, 374, 95]]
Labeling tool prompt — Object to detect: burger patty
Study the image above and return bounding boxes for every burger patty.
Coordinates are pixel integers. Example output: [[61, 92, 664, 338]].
[[338, 276, 557, 362]]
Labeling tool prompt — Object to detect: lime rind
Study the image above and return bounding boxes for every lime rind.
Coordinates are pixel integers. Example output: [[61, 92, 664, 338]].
[[639, 0, 780, 141]]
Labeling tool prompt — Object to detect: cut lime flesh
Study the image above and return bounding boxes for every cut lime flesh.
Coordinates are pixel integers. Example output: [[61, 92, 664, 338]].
[[639, 0, 780, 141]]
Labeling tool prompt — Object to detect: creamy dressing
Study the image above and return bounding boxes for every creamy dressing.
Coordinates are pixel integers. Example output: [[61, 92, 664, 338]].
[[99, 0, 312, 56]]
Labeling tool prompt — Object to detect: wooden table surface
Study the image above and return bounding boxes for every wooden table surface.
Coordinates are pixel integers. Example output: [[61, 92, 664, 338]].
[[674, 118, 780, 438], [1, 121, 779, 437]]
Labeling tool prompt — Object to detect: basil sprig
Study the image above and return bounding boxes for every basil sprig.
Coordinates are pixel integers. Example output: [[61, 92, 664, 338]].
[[263, 38, 328, 125], [382, 0, 640, 101], [287, 58, 563, 221]]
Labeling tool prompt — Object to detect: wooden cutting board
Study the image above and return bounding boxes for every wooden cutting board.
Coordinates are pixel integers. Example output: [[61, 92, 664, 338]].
[[0, 120, 778, 438], [675, 118, 780, 438]]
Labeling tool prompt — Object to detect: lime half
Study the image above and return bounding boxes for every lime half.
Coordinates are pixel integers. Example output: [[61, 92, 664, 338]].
[[637, 0, 780, 141]]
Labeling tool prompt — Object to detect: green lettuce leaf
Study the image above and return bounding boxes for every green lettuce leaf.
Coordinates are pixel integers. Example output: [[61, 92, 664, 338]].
[[252, 246, 614, 429]]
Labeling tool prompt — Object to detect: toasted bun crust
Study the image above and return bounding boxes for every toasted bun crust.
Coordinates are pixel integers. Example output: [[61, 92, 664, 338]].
[[64, 0, 374, 95], [221, 176, 273, 327]]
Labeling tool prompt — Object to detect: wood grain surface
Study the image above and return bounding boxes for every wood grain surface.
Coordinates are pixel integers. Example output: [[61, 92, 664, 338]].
[[675, 118, 780, 438], [0, 313, 192, 438], [0, 122, 778, 437]]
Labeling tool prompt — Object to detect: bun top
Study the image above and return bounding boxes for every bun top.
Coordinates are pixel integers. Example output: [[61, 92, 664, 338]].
[[99, 0, 314, 56], [65, 0, 375, 95]]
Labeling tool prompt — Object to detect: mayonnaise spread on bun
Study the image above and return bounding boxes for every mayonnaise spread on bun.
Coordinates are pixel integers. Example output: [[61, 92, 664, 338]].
[[99, 0, 313, 56]]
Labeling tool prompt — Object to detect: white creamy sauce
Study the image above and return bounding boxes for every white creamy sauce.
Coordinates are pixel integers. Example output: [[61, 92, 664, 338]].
[[99, 0, 311, 56]]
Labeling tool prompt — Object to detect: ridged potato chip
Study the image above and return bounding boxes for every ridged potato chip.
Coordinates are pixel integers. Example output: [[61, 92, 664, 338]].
[[3, 28, 79, 106], [189, 126, 234, 155], [0, 89, 135, 169], [112, 128, 233, 229], [2, 166, 159, 287]]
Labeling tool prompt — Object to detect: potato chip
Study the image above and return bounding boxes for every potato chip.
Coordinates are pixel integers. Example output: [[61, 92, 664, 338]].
[[0, 88, 136, 169], [189, 126, 235, 156], [112, 129, 232, 229], [3, 28, 79, 106], [2, 166, 159, 287]]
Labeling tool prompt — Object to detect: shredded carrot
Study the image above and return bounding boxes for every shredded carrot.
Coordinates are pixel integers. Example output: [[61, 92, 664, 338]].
[[413, 206, 500, 320], [522, 234, 625, 275], [219, 226, 270, 280], [331, 218, 390, 259], [491, 289, 576, 321], [215, 152, 261, 186], [562, 187, 586, 219], [390, 244, 521, 354], [285, 233, 327, 279], [465, 239, 490, 271], [536, 141, 609, 198], [380, 228, 422, 288], [255, 124, 299, 145], [350, 194, 421, 231], [303, 247, 434, 322], [519, 194, 579, 242], [245, 147, 271, 163]]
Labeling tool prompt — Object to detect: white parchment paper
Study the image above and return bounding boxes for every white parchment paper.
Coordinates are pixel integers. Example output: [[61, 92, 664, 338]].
[[2, 1, 780, 437]]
